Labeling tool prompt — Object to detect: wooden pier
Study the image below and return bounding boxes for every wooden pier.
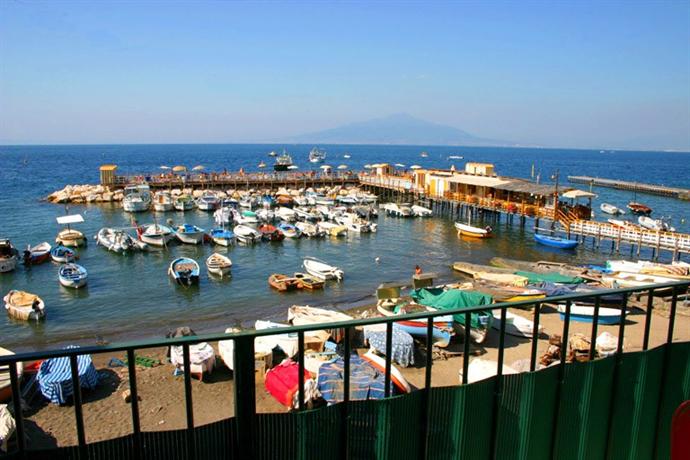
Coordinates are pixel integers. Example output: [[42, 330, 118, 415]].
[[568, 175, 690, 200]]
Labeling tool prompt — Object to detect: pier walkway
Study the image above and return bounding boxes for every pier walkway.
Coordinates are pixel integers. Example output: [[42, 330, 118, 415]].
[[568, 175, 690, 200]]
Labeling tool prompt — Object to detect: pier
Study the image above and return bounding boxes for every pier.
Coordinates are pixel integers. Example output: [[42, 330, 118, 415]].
[[568, 175, 690, 200]]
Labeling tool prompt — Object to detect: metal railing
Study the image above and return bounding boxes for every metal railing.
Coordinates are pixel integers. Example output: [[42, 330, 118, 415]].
[[1, 280, 688, 459]]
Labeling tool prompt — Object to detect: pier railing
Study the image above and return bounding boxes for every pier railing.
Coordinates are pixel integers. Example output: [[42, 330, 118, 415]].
[[569, 220, 690, 255], [1, 281, 689, 459]]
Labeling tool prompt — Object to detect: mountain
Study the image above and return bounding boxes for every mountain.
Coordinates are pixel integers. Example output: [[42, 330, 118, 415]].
[[282, 113, 511, 146]]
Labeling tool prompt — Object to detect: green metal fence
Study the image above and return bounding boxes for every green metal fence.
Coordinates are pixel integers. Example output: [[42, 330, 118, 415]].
[[1, 282, 688, 460]]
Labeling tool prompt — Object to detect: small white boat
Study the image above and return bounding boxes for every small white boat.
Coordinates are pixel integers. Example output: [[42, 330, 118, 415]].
[[213, 207, 232, 225], [140, 223, 175, 247], [50, 245, 75, 263], [317, 221, 348, 237], [0, 240, 19, 273], [455, 222, 493, 238], [411, 205, 433, 217], [55, 214, 86, 247], [206, 253, 232, 277], [602, 272, 677, 289], [557, 304, 623, 325], [256, 208, 275, 222], [175, 224, 205, 245], [153, 191, 174, 212], [600, 203, 624, 215], [638, 216, 674, 232], [96, 228, 137, 253], [608, 218, 635, 229], [122, 185, 152, 212], [196, 192, 220, 211], [490, 311, 544, 338], [337, 195, 359, 205], [58, 263, 88, 288], [233, 209, 260, 224], [174, 194, 195, 211], [336, 214, 371, 233], [4, 290, 46, 321], [309, 147, 327, 163], [295, 222, 326, 238], [382, 203, 411, 217], [233, 224, 262, 244], [275, 207, 297, 222], [303, 256, 344, 281]]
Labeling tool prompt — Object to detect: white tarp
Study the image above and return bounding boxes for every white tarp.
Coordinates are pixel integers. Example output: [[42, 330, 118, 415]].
[[56, 214, 84, 225]]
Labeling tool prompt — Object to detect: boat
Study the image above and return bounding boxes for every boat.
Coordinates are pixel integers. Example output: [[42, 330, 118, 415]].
[[273, 150, 293, 171], [608, 219, 636, 229], [55, 214, 86, 247], [213, 207, 233, 225], [278, 222, 301, 238], [337, 214, 374, 233], [268, 150, 277, 157], [420, 151, 429, 158], [196, 192, 220, 211], [606, 260, 689, 278], [139, 223, 175, 247], [601, 272, 678, 289], [95, 228, 138, 253], [534, 233, 578, 249], [23, 242, 52, 265], [258, 224, 285, 241], [455, 222, 493, 238], [293, 272, 325, 290], [275, 207, 297, 222], [239, 196, 257, 208], [210, 228, 235, 246], [276, 194, 294, 207], [489, 311, 543, 338], [295, 221, 326, 238], [175, 224, 205, 245], [343, 154, 351, 159], [122, 184, 152, 212], [627, 202, 652, 216], [287, 305, 353, 329], [362, 349, 411, 393], [206, 253, 232, 277], [376, 302, 454, 347], [258, 161, 266, 168], [467, 281, 546, 303], [261, 195, 275, 208], [600, 203, 624, 215], [293, 207, 320, 222], [0, 240, 19, 273], [256, 208, 275, 222], [336, 195, 358, 205], [58, 263, 88, 288], [317, 221, 348, 237], [382, 203, 412, 217], [638, 216, 674, 232], [168, 257, 200, 286], [0, 347, 23, 403], [489, 257, 589, 277], [308, 147, 326, 163], [50, 245, 76, 263], [558, 304, 623, 324], [174, 194, 195, 211], [303, 256, 344, 281], [153, 191, 173, 212], [411, 205, 433, 217], [4, 290, 46, 321], [233, 224, 262, 244], [268, 273, 300, 292], [233, 208, 260, 224]]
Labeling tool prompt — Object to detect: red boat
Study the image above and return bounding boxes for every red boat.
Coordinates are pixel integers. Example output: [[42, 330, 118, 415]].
[[627, 202, 652, 216], [258, 224, 285, 241]]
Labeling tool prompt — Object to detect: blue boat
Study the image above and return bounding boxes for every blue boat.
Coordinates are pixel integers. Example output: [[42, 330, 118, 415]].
[[168, 257, 200, 286], [278, 222, 301, 238], [395, 323, 453, 348], [261, 195, 275, 207], [210, 228, 235, 246], [50, 245, 76, 263], [534, 233, 578, 249], [558, 305, 623, 324]]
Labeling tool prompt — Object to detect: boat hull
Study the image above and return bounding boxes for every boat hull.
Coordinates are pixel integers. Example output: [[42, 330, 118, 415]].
[[534, 233, 578, 249]]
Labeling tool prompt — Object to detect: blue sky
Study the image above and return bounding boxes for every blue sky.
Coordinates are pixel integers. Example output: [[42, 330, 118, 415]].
[[1, 1, 688, 150]]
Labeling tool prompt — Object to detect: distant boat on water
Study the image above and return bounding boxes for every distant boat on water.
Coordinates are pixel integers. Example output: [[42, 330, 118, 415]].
[[308, 147, 326, 163], [274, 150, 293, 171]]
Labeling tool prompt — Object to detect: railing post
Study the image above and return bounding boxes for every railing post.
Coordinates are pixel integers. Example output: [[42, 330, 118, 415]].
[[462, 311, 471, 384], [233, 335, 256, 459], [529, 302, 541, 372], [340, 327, 351, 460], [182, 344, 196, 460], [126, 349, 142, 460], [9, 360, 26, 459], [384, 322, 393, 397], [69, 354, 88, 460], [549, 300, 571, 458], [642, 288, 655, 350], [419, 317, 435, 459], [490, 308, 507, 460]]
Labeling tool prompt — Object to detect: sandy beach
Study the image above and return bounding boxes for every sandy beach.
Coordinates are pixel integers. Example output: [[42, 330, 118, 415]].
[[16, 294, 689, 450]]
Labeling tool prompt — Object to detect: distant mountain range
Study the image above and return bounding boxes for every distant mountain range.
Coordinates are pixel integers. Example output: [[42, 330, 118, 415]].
[[282, 113, 513, 146]]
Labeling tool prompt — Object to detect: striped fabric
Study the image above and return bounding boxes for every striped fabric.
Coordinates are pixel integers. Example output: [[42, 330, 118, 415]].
[[37, 346, 99, 404], [317, 354, 390, 405]]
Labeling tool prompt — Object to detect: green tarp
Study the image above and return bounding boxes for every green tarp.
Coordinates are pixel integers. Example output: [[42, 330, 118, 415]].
[[410, 288, 493, 329], [514, 271, 584, 284]]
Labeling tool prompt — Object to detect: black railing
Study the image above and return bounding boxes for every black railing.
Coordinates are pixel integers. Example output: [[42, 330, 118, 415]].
[[0, 280, 688, 459]]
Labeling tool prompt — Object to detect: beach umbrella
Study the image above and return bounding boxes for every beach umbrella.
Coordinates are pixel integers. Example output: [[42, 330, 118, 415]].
[[160, 165, 171, 170], [192, 165, 205, 171], [337, 164, 348, 170], [320, 165, 332, 170], [172, 165, 187, 172], [395, 163, 406, 168], [288, 165, 299, 170], [410, 165, 422, 170]]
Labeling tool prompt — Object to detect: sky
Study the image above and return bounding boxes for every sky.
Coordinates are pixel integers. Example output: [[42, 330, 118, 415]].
[[1, 1, 689, 150]]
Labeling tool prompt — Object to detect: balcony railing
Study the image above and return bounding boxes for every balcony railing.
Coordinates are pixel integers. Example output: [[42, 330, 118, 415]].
[[1, 281, 688, 459]]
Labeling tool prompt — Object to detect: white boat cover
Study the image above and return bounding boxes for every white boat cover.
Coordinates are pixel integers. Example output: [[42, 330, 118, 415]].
[[56, 214, 84, 225]]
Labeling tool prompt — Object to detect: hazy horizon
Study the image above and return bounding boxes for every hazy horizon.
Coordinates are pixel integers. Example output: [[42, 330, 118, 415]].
[[1, 1, 689, 150]]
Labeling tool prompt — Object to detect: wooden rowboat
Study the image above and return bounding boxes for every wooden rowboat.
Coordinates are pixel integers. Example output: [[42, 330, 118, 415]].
[[206, 253, 232, 277], [4, 290, 46, 321], [268, 274, 300, 292], [293, 272, 324, 290]]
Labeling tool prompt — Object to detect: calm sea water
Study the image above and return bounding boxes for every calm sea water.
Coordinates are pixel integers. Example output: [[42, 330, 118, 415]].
[[1, 144, 689, 351]]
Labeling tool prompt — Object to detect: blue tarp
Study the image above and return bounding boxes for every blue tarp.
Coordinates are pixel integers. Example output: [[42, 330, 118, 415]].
[[38, 346, 99, 404], [364, 324, 415, 367]]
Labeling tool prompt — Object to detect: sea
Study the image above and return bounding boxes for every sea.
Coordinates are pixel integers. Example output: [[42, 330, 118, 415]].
[[1, 144, 689, 351]]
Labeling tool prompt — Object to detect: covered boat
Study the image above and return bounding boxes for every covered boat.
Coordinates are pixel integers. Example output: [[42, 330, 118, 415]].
[[58, 263, 88, 288], [0, 240, 19, 273], [23, 242, 51, 265], [0, 347, 23, 403], [50, 245, 76, 263], [37, 347, 99, 404], [233, 224, 262, 244], [55, 214, 86, 247], [4, 290, 46, 321], [303, 256, 344, 281], [534, 233, 578, 249], [210, 228, 235, 246], [288, 305, 353, 343], [140, 223, 175, 247], [175, 224, 205, 245], [206, 253, 232, 277], [168, 257, 200, 286], [96, 228, 137, 253], [455, 222, 492, 238], [411, 288, 494, 344], [268, 274, 300, 292], [600, 203, 624, 215]]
